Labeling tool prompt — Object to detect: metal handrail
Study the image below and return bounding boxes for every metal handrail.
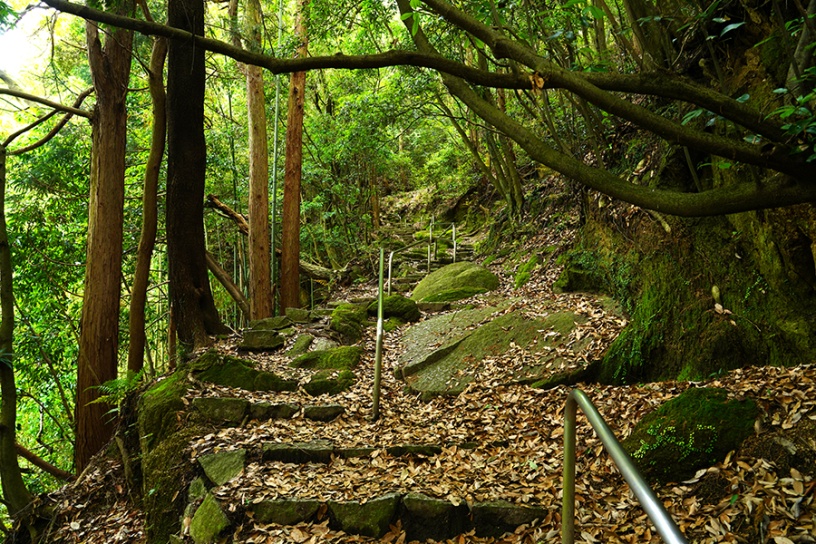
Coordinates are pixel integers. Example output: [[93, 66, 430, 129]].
[[562, 389, 688, 544]]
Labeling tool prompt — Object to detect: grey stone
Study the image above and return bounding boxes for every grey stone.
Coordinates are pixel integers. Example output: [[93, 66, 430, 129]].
[[401, 493, 470, 542], [312, 337, 339, 351], [252, 499, 320, 525], [303, 404, 345, 422], [249, 402, 300, 421], [198, 449, 246, 486], [263, 440, 335, 464], [238, 330, 285, 351], [190, 494, 230, 544], [286, 334, 314, 357], [471, 500, 548, 538], [328, 493, 400, 538], [285, 307, 313, 323], [250, 316, 294, 330], [192, 397, 248, 425], [337, 447, 377, 459]]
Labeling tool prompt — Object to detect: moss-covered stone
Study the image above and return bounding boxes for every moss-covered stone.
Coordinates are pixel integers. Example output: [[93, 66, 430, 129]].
[[329, 303, 368, 344], [328, 493, 400, 538], [411, 262, 499, 303], [188, 477, 207, 502], [383, 317, 405, 332], [622, 387, 758, 484], [252, 499, 320, 525], [303, 370, 356, 396], [285, 307, 312, 323], [250, 316, 293, 330], [303, 404, 345, 421], [138, 371, 189, 453], [286, 334, 314, 357], [238, 329, 286, 351], [192, 397, 248, 425], [263, 440, 335, 464], [400, 492, 470, 542], [514, 254, 541, 289], [471, 500, 548, 538], [194, 354, 297, 392], [366, 294, 421, 322], [190, 493, 230, 544], [249, 402, 300, 420], [143, 426, 203, 542], [290, 346, 363, 370], [198, 449, 246, 486]]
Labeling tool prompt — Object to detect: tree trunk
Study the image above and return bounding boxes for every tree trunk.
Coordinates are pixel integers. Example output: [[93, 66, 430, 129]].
[[0, 145, 33, 518], [166, 0, 230, 350], [245, 0, 273, 319], [281, 0, 309, 311], [76, 11, 133, 473], [127, 35, 167, 373]]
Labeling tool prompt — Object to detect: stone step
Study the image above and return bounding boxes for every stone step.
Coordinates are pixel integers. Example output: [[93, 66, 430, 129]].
[[189, 491, 550, 542], [192, 398, 345, 426]]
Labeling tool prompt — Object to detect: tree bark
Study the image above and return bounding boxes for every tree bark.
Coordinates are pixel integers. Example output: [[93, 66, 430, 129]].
[[281, 0, 309, 311], [127, 35, 167, 373], [245, 0, 273, 319], [166, 0, 230, 350], [76, 9, 133, 473], [0, 146, 33, 518]]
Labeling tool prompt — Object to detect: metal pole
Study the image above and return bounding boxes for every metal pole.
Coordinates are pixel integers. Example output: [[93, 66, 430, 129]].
[[387, 250, 395, 296], [452, 222, 457, 263], [371, 248, 385, 421], [562, 389, 688, 544]]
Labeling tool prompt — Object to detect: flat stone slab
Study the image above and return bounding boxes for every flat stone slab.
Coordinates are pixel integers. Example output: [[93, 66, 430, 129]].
[[192, 397, 248, 425], [249, 402, 300, 421], [471, 500, 548, 538], [303, 404, 345, 421], [250, 316, 294, 330], [263, 440, 335, 464], [252, 499, 320, 525], [385, 444, 442, 457], [190, 494, 230, 544], [328, 493, 400, 538], [401, 493, 470, 542], [238, 330, 285, 351], [198, 449, 246, 486]]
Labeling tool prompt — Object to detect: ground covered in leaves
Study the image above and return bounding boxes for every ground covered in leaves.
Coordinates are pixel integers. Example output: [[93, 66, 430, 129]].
[[35, 227, 816, 544]]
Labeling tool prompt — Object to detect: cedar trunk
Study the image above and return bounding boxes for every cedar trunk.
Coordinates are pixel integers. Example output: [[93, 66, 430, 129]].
[[76, 15, 133, 472], [166, 0, 229, 349], [127, 36, 167, 373], [281, 0, 309, 311]]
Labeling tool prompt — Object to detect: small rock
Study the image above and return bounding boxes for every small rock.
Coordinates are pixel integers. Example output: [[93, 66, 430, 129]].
[[285, 307, 313, 323], [263, 440, 335, 464], [471, 500, 548, 538], [311, 337, 339, 351], [188, 477, 207, 502], [238, 330, 285, 351], [250, 316, 293, 330], [401, 493, 470, 541], [328, 493, 400, 538], [190, 494, 230, 544], [303, 404, 345, 422], [286, 334, 314, 357], [198, 449, 246, 486], [249, 402, 300, 421], [192, 397, 248, 426], [303, 370, 355, 396], [291, 346, 363, 370], [253, 499, 320, 525]]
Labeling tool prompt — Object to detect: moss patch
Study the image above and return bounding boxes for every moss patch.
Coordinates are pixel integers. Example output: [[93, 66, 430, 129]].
[[303, 370, 356, 396], [138, 371, 189, 453], [194, 352, 297, 392], [330, 303, 368, 344], [622, 387, 758, 484], [514, 254, 540, 289], [411, 262, 499, 303], [367, 294, 421, 322], [291, 346, 363, 370]]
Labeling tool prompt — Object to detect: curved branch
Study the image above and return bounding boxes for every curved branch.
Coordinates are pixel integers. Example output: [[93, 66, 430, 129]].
[[419, 0, 812, 180], [398, 0, 816, 216], [15, 443, 74, 481], [0, 88, 92, 119], [8, 88, 95, 155]]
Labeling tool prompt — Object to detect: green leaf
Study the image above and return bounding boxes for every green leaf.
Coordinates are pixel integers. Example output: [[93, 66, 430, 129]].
[[409, 0, 421, 8], [583, 5, 604, 19], [735, 93, 750, 103], [473, 37, 485, 49], [562, 0, 585, 9], [772, 88, 789, 94], [720, 21, 745, 37], [682, 108, 705, 125], [400, 12, 413, 21]]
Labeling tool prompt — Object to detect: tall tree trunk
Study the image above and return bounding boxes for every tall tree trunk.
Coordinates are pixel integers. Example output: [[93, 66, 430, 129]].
[[166, 0, 230, 349], [245, 0, 273, 319], [0, 145, 33, 519], [127, 35, 167, 373], [76, 10, 133, 473], [281, 0, 309, 311]]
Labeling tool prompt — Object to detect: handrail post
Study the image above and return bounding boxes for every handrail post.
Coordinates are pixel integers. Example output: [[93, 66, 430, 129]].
[[452, 222, 457, 263], [561, 389, 688, 544], [562, 394, 578, 544], [387, 250, 395, 296]]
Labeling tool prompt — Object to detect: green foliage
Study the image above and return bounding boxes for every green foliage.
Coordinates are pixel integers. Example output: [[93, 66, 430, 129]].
[[0, 1, 16, 32], [88, 369, 145, 418], [514, 254, 540, 289]]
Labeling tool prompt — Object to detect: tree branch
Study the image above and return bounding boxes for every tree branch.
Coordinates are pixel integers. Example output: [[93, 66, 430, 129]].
[[8, 87, 95, 155], [0, 88, 92, 119], [15, 443, 75, 481]]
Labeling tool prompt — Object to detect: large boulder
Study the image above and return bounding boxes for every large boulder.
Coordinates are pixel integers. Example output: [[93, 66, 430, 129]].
[[622, 387, 758, 484], [366, 294, 421, 322], [411, 262, 499, 303], [329, 303, 368, 343]]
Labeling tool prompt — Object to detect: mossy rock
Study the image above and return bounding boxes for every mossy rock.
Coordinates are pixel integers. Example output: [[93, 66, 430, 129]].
[[400, 493, 470, 542], [411, 262, 499, 303], [383, 317, 404, 333], [192, 397, 248, 425], [328, 493, 400, 538], [285, 307, 312, 323], [198, 449, 246, 486], [514, 254, 541, 289], [138, 371, 189, 453], [250, 316, 293, 330], [286, 334, 314, 357], [622, 387, 758, 484], [252, 499, 320, 525], [290, 346, 363, 370], [329, 303, 368, 344], [143, 426, 204, 542], [471, 501, 548, 538], [190, 493, 231, 544], [194, 353, 297, 392], [366, 294, 421, 322], [238, 329, 286, 351], [303, 370, 356, 396]]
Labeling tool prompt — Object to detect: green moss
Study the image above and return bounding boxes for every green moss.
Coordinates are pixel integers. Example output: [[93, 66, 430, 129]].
[[330, 304, 368, 343], [411, 262, 499, 303], [383, 317, 405, 332], [143, 426, 204, 542], [291, 346, 363, 370], [194, 353, 297, 392], [622, 388, 758, 484], [367, 294, 421, 322], [138, 371, 189, 453], [303, 370, 356, 396], [420, 287, 489, 303], [514, 254, 541, 288], [286, 334, 314, 357]]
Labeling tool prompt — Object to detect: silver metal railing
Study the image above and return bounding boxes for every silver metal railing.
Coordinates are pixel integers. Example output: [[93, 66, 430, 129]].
[[562, 389, 688, 544]]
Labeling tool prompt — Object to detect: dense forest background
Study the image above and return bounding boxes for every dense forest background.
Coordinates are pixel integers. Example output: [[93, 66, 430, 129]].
[[0, 0, 815, 537]]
